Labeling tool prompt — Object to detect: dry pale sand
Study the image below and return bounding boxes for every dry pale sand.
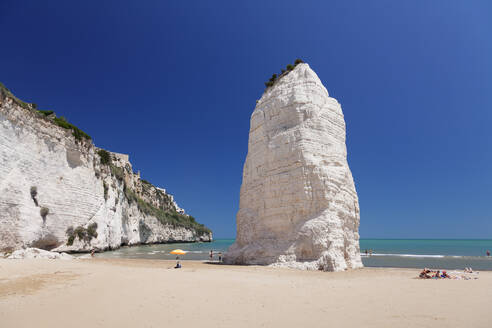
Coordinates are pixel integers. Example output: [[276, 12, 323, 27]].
[[0, 258, 490, 328]]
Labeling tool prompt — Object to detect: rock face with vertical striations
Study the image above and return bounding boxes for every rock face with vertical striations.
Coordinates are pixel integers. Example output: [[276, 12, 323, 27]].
[[224, 63, 362, 271], [0, 83, 212, 253]]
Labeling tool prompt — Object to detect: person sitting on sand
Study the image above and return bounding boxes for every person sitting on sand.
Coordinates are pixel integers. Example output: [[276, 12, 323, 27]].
[[433, 270, 441, 278], [441, 270, 451, 279], [175, 256, 181, 269]]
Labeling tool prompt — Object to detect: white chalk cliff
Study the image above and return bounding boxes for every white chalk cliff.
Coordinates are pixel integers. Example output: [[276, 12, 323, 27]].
[[0, 84, 211, 253], [224, 63, 362, 271]]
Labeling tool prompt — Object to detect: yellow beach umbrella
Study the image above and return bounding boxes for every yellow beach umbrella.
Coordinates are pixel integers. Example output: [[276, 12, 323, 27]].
[[170, 249, 187, 255]]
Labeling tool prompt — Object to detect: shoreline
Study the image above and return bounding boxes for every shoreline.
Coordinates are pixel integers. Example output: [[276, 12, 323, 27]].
[[63, 239, 214, 254], [1, 258, 491, 328]]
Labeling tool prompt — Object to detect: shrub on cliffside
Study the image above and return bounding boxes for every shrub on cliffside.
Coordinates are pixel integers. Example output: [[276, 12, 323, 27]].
[[87, 223, 98, 239], [66, 223, 98, 246], [123, 183, 211, 236], [103, 181, 109, 201], [37, 110, 54, 117], [97, 149, 112, 166], [30, 186, 39, 206], [40, 207, 49, 219]]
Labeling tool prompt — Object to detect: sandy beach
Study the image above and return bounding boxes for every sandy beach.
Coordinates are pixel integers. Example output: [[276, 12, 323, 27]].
[[0, 259, 490, 328]]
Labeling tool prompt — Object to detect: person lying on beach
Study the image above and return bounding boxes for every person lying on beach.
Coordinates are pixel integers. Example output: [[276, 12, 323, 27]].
[[419, 268, 433, 279], [441, 271, 451, 279]]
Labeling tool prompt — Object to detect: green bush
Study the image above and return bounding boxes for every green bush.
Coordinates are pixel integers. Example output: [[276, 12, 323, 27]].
[[30, 186, 39, 206], [97, 149, 111, 166], [66, 227, 75, 246], [40, 207, 49, 218], [67, 235, 75, 246], [264, 59, 304, 89], [65, 224, 97, 245], [37, 110, 54, 117], [53, 116, 91, 141], [103, 181, 109, 201], [74, 226, 87, 240], [87, 223, 98, 239]]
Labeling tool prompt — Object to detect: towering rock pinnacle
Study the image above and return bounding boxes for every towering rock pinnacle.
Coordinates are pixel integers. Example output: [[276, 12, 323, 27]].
[[224, 63, 362, 271]]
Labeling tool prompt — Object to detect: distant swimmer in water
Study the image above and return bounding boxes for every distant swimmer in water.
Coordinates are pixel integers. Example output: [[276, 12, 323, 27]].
[[487, 250, 490, 257], [209, 250, 213, 261], [364, 249, 368, 255], [369, 249, 373, 256]]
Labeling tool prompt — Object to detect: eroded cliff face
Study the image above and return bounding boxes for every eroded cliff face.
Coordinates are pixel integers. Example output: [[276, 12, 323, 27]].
[[224, 63, 362, 271], [0, 86, 211, 253]]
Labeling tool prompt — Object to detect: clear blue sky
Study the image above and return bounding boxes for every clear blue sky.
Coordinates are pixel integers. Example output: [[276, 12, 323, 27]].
[[1, 1, 491, 238]]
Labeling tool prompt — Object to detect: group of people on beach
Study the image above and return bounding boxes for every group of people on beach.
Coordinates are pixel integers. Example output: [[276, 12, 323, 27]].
[[419, 268, 451, 279], [209, 250, 222, 262], [419, 267, 478, 280]]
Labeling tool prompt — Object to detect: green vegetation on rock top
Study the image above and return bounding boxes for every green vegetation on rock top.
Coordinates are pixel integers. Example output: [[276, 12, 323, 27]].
[[264, 58, 304, 89], [53, 116, 91, 141], [0, 82, 34, 110], [0, 82, 91, 141]]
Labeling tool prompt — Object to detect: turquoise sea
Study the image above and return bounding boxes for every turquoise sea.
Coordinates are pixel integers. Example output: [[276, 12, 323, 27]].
[[97, 239, 492, 270]]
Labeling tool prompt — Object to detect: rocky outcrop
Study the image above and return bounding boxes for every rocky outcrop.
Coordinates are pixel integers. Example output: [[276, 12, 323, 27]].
[[7, 248, 74, 260], [224, 63, 362, 271], [0, 83, 212, 253]]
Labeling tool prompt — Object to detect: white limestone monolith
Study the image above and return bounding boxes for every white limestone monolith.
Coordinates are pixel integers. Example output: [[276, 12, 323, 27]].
[[224, 63, 362, 271]]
